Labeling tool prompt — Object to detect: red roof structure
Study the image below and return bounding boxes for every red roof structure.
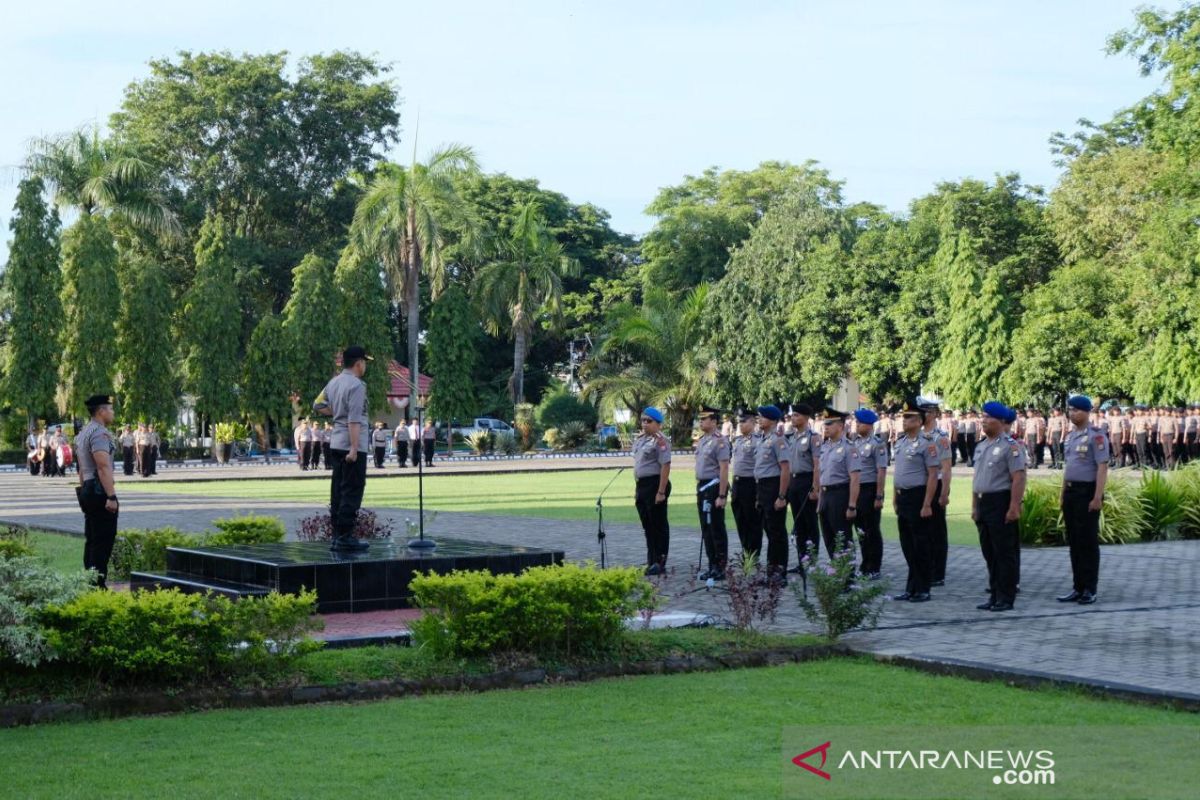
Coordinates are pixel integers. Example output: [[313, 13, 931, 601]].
[[387, 361, 432, 399]]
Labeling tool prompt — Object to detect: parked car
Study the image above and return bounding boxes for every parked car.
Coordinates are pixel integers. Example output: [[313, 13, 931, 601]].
[[449, 417, 514, 438]]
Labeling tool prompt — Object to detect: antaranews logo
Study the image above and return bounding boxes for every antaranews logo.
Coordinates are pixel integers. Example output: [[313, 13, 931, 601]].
[[792, 741, 832, 781], [790, 741, 1055, 787]]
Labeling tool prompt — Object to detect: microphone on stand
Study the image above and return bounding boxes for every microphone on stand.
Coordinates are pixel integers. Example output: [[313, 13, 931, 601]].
[[596, 467, 627, 569]]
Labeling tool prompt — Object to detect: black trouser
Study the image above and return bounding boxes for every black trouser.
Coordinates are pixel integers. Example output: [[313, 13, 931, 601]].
[[423, 439, 435, 465], [374, 446, 386, 468], [635, 475, 670, 567], [1049, 437, 1062, 468], [786, 471, 820, 562], [1025, 436, 1040, 467], [730, 475, 759, 558], [396, 441, 409, 466], [696, 480, 727, 572], [818, 482, 852, 557], [754, 478, 788, 573], [29, 455, 39, 476], [78, 479, 118, 588], [149, 446, 158, 474], [411, 439, 421, 466], [1151, 437, 1164, 469], [323, 442, 332, 469], [956, 436, 969, 465], [1062, 480, 1100, 594], [122, 446, 135, 475], [329, 448, 368, 538], [930, 479, 948, 582], [964, 433, 977, 466], [855, 481, 882, 575], [299, 442, 311, 470], [895, 486, 933, 594], [42, 448, 57, 476], [139, 445, 153, 477], [948, 438, 958, 466], [1135, 433, 1149, 469], [976, 490, 1019, 606], [1187, 431, 1198, 462], [310, 442, 321, 469]]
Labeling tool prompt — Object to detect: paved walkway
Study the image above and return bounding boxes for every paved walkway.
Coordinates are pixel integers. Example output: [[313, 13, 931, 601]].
[[4, 472, 1196, 701]]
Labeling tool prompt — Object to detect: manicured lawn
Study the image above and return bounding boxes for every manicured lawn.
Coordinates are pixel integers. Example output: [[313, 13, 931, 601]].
[[123, 469, 982, 545], [0, 658, 1191, 799], [27, 529, 85, 575]]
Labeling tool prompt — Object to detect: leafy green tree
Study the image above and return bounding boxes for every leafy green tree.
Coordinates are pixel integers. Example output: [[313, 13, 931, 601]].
[[281, 253, 339, 406], [351, 145, 480, 397], [475, 201, 579, 404], [59, 214, 120, 416], [242, 314, 293, 454], [333, 244, 394, 411], [115, 255, 177, 423], [180, 212, 240, 423], [2, 177, 62, 423], [425, 284, 478, 424]]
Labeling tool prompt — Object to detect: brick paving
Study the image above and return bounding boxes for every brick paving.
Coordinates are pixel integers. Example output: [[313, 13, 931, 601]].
[[5, 472, 1196, 701]]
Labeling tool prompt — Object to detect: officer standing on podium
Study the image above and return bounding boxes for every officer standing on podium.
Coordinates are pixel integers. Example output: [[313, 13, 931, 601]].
[[973, 402, 1027, 612], [1057, 395, 1108, 605], [694, 405, 730, 580], [632, 407, 672, 575]]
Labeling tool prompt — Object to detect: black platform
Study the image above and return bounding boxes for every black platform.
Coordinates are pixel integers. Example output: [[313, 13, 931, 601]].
[[130, 538, 564, 613]]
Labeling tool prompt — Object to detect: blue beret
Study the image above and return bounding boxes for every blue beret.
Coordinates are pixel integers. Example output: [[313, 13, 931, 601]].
[[756, 405, 782, 421], [981, 401, 1009, 421], [1067, 395, 1093, 412], [854, 408, 878, 425], [641, 407, 663, 424]]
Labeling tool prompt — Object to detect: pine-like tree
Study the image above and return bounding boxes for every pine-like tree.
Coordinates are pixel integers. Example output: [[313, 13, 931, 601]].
[[242, 313, 292, 455], [281, 253, 340, 406], [115, 254, 177, 423], [333, 244, 394, 412], [180, 212, 240, 423], [59, 213, 119, 416], [426, 284, 477, 423], [2, 177, 62, 423]]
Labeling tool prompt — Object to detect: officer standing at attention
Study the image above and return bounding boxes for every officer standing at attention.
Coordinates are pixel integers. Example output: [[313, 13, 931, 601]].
[[1047, 408, 1066, 469], [785, 403, 821, 571], [694, 406, 730, 580], [394, 420, 410, 468], [729, 408, 760, 559], [310, 421, 324, 469], [372, 421, 389, 468], [891, 398, 939, 602], [851, 408, 887, 578], [135, 422, 153, 478], [921, 400, 953, 586], [817, 407, 857, 558], [631, 407, 672, 575], [972, 402, 1027, 612], [147, 423, 160, 475], [119, 425, 135, 476], [1058, 395, 1108, 605], [752, 405, 790, 582], [294, 419, 310, 471], [313, 345, 374, 551], [75, 395, 120, 588]]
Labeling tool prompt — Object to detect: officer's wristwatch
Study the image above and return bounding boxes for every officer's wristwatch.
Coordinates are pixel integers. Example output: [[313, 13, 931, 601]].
[[847, 505, 856, 510]]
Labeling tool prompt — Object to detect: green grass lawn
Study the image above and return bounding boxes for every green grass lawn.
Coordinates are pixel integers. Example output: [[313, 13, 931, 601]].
[[124, 469, 982, 545], [0, 658, 1191, 799], [26, 529, 85, 575]]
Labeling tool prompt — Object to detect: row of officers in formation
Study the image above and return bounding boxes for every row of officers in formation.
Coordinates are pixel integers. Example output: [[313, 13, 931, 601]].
[[26, 422, 161, 478], [292, 419, 437, 471], [632, 395, 1111, 613]]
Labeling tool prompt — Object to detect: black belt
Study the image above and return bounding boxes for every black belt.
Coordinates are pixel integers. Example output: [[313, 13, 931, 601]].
[[895, 485, 925, 493], [1064, 480, 1096, 489], [790, 471, 813, 478], [734, 474, 756, 480], [636, 475, 661, 482], [974, 490, 1011, 499], [821, 482, 849, 491]]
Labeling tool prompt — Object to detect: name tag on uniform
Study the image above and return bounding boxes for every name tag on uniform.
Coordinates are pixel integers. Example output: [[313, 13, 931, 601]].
[[836, 446, 844, 456], [863, 446, 872, 455], [992, 446, 1002, 456], [800, 437, 808, 447], [1076, 445, 1088, 453]]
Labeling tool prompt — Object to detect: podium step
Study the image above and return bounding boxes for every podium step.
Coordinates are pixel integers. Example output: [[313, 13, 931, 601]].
[[130, 571, 271, 600]]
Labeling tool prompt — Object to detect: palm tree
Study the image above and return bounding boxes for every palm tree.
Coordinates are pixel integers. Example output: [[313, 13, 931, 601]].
[[583, 284, 718, 445], [27, 125, 178, 236], [476, 201, 579, 405], [350, 144, 480, 398]]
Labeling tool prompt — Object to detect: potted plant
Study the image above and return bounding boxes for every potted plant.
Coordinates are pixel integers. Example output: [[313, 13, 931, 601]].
[[213, 422, 249, 464]]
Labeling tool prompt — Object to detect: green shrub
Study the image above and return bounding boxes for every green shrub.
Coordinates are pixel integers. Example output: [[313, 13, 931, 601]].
[[535, 388, 597, 430], [109, 527, 196, 580], [795, 545, 887, 641], [1139, 471, 1185, 541], [409, 563, 653, 659], [544, 420, 592, 451], [494, 431, 518, 456], [465, 430, 494, 455], [41, 588, 321, 683], [1019, 477, 1065, 546], [513, 403, 538, 451], [208, 515, 286, 546], [0, 557, 94, 667], [1099, 478, 1148, 544], [0, 538, 35, 560], [1168, 463, 1200, 539], [604, 434, 621, 450]]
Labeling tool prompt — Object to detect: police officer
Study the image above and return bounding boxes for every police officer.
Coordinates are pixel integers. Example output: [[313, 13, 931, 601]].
[[1047, 408, 1066, 469], [891, 398, 939, 602], [1187, 405, 1200, 462], [631, 407, 672, 575], [784, 403, 821, 570], [729, 408, 760, 559], [313, 345, 374, 551], [372, 421, 389, 468], [135, 422, 153, 478], [752, 405, 790, 581], [119, 425, 136, 476], [295, 419, 312, 471], [694, 405, 730, 580], [1058, 395, 1108, 605], [964, 409, 979, 467], [972, 402, 1027, 612], [394, 420, 410, 468], [817, 407, 857, 559], [851, 408, 887, 578], [75, 395, 120, 588], [147, 423, 160, 475], [322, 422, 334, 469], [310, 421, 324, 469], [921, 400, 953, 586]]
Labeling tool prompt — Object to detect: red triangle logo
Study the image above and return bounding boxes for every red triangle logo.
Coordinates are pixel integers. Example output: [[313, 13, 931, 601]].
[[792, 741, 832, 780]]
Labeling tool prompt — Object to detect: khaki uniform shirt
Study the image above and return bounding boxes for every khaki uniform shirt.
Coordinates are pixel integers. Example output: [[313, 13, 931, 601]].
[[972, 435, 1027, 494], [320, 369, 370, 453], [632, 432, 671, 478], [75, 420, 115, 482], [694, 432, 730, 482]]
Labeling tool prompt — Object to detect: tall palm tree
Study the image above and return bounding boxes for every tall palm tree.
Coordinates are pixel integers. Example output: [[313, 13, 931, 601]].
[[583, 284, 718, 445], [475, 201, 579, 405], [350, 144, 480, 398], [27, 125, 178, 236]]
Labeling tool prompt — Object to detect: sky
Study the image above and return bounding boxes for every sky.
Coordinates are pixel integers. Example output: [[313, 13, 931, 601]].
[[0, 0, 1167, 264]]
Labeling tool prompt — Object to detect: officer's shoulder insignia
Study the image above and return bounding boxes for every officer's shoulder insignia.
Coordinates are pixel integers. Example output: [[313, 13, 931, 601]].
[[1094, 435, 1105, 445], [926, 445, 937, 457]]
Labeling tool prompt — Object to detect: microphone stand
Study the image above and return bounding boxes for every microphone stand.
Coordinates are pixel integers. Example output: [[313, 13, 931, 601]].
[[595, 467, 627, 569]]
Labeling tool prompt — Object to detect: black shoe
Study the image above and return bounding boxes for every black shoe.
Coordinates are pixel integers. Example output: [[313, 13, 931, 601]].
[[1077, 591, 1096, 605], [976, 600, 994, 610], [697, 568, 714, 580], [769, 574, 788, 588], [644, 563, 662, 576], [330, 536, 369, 551], [931, 579, 945, 587], [989, 602, 1014, 612], [908, 592, 931, 603], [787, 565, 803, 574], [892, 592, 912, 602], [710, 570, 725, 581], [1056, 590, 1082, 603]]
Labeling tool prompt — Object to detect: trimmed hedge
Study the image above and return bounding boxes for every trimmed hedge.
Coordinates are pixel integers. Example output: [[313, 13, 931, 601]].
[[207, 515, 286, 546]]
